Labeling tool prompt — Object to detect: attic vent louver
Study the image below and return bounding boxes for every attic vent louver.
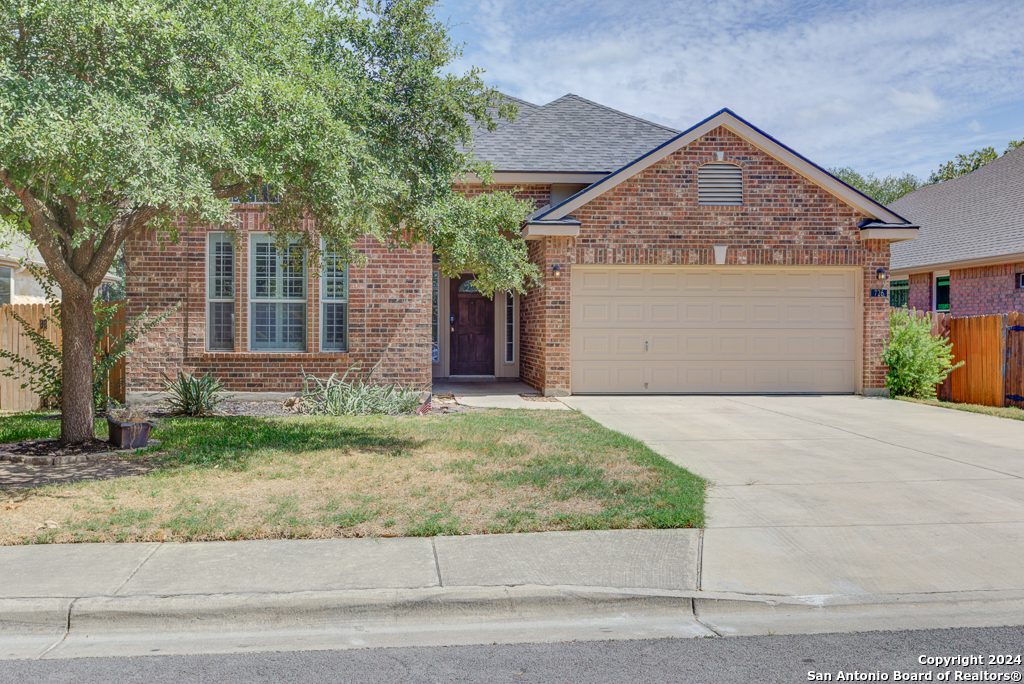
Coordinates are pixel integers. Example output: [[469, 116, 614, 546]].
[[698, 163, 743, 206]]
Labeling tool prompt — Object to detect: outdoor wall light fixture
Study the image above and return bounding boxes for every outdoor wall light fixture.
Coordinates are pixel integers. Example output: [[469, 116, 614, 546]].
[[876, 267, 887, 281], [552, 264, 562, 277]]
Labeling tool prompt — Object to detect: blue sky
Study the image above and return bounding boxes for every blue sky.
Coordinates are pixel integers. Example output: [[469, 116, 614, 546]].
[[438, 0, 1024, 179]]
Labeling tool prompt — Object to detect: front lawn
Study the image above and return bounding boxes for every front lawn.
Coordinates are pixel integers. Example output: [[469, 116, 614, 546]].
[[0, 410, 705, 544]]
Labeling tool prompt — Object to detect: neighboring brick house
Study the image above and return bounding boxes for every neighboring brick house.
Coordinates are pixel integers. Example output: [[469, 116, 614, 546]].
[[124, 94, 917, 400], [888, 145, 1024, 316]]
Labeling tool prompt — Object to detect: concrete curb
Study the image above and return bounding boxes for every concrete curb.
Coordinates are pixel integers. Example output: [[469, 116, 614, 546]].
[[5, 585, 1024, 659]]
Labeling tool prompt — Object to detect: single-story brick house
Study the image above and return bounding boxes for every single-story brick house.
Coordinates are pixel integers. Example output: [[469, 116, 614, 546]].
[[888, 145, 1024, 315], [124, 94, 918, 401]]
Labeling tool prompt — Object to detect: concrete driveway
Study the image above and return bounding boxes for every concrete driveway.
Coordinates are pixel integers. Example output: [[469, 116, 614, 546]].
[[563, 395, 1024, 598]]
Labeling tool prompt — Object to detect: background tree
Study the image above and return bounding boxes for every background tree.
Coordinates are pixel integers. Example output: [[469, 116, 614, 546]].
[[831, 138, 1024, 205], [829, 167, 925, 205], [0, 0, 538, 444], [928, 139, 1024, 183]]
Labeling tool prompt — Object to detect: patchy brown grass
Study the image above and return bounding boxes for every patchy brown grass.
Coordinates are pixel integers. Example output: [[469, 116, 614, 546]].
[[0, 410, 705, 544], [896, 397, 1024, 422]]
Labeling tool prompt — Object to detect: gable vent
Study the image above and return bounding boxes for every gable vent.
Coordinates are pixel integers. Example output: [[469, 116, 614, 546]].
[[698, 163, 743, 206]]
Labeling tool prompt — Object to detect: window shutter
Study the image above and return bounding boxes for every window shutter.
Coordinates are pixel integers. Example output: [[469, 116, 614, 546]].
[[698, 163, 743, 206]]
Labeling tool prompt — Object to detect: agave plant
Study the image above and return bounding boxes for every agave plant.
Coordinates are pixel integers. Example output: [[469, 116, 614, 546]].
[[300, 364, 422, 416], [162, 371, 230, 417]]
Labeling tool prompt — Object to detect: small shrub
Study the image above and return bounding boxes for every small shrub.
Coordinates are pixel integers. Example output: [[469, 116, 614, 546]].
[[882, 309, 962, 399], [162, 371, 229, 416], [301, 365, 423, 416]]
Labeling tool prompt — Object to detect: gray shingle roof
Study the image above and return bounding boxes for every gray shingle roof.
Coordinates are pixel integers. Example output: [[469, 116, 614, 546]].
[[467, 94, 540, 136], [889, 145, 1024, 271], [467, 94, 680, 173]]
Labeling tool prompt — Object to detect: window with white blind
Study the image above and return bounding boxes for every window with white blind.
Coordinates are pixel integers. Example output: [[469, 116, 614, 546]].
[[250, 234, 306, 351], [698, 163, 743, 206], [321, 243, 348, 352], [207, 233, 235, 350]]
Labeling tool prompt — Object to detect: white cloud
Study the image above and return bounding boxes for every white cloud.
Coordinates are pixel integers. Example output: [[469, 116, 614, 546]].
[[967, 120, 982, 132], [442, 0, 1024, 178]]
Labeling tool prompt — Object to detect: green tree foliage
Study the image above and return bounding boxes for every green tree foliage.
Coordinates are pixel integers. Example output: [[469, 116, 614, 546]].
[[928, 139, 1024, 183], [0, 0, 537, 442], [882, 309, 962, 400], [829, 167, 925, 205]]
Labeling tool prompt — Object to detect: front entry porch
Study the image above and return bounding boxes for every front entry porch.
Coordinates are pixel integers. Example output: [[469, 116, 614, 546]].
[[432, 270, 520, 382]]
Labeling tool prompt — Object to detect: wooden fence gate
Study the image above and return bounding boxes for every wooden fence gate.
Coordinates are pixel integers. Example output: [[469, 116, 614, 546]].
[[910, 310, 1024, 408], [0, 303, 126, 412]]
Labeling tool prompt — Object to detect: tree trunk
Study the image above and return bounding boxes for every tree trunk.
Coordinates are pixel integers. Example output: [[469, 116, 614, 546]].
[[60, 292, 96, 445]]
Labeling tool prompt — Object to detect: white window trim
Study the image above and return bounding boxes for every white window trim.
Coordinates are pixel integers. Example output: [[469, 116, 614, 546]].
[[206, 233, 235, 352], [320, 241, 349, 353], [248, 233, 307, 352]]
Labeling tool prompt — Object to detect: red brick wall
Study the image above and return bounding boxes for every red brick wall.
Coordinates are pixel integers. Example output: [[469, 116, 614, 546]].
[[950, 263, 1024, 316], [124, 206, 431, 394], [908, 272, 932, 312], [519, 237, 572, 394], [903, 264, 1024, 316], [543, 126, 894, 392]]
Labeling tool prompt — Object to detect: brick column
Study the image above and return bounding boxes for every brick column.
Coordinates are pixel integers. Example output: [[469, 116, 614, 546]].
[[519, 236, 573, 396]]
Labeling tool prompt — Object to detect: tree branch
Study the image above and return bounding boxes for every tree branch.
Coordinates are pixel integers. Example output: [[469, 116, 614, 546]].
[[213, 182, 251, 200], [0, 172, 90, 298]]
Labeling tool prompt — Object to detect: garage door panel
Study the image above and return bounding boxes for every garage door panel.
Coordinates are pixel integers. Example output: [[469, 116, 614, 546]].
[[571, 267, 858, 394], [613, 271, 645, 291]]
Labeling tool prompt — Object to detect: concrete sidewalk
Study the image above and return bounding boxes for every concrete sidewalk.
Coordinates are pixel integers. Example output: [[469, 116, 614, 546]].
[[5, 529, 1024, 660]]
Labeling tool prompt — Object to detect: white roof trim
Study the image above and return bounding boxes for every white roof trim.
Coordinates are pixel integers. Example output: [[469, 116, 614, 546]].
[[462, 171, 608, 185], [538, 110, 909, 225], [522, 224, 581, 240], [860, 227, 918, 242]]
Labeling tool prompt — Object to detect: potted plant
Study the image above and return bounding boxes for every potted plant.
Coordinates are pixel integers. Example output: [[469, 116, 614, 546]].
[[106, 407, 156, 449]]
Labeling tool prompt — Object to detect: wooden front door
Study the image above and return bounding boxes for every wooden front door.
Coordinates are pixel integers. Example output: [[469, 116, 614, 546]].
[[450, 275, 494, 375]]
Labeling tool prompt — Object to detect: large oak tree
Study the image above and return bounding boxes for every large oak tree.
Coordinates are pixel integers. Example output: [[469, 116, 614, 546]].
[[0, 0, 538, 443]]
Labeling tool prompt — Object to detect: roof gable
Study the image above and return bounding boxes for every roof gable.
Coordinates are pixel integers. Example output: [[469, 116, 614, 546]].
[[532, 109, 910, 225], [468, 94, 679, 174]]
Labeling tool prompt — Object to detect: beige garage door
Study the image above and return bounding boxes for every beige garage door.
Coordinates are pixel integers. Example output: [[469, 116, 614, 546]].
[[571, 267, 858, 394]]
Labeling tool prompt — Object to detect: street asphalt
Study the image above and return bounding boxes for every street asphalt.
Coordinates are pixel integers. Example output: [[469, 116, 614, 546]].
[[1, 626, 1022, 683]]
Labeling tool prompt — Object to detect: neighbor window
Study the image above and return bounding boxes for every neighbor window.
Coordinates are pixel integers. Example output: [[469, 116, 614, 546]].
[[321, 243, 348, 352], [207, 233, 235, 350], [505, 292, 514, 363], [250, 234, 306, 351], [890, 279, 909, 308], [1016, 273, 1024, 290], [0, 266, 11, 305], [697, 162, 743, 206], [935, 275, 950, 312]]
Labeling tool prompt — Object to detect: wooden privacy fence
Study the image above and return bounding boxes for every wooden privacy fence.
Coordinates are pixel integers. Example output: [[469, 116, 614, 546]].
[[907, 310, 1024, 408], [0, 302, 126, 412]]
